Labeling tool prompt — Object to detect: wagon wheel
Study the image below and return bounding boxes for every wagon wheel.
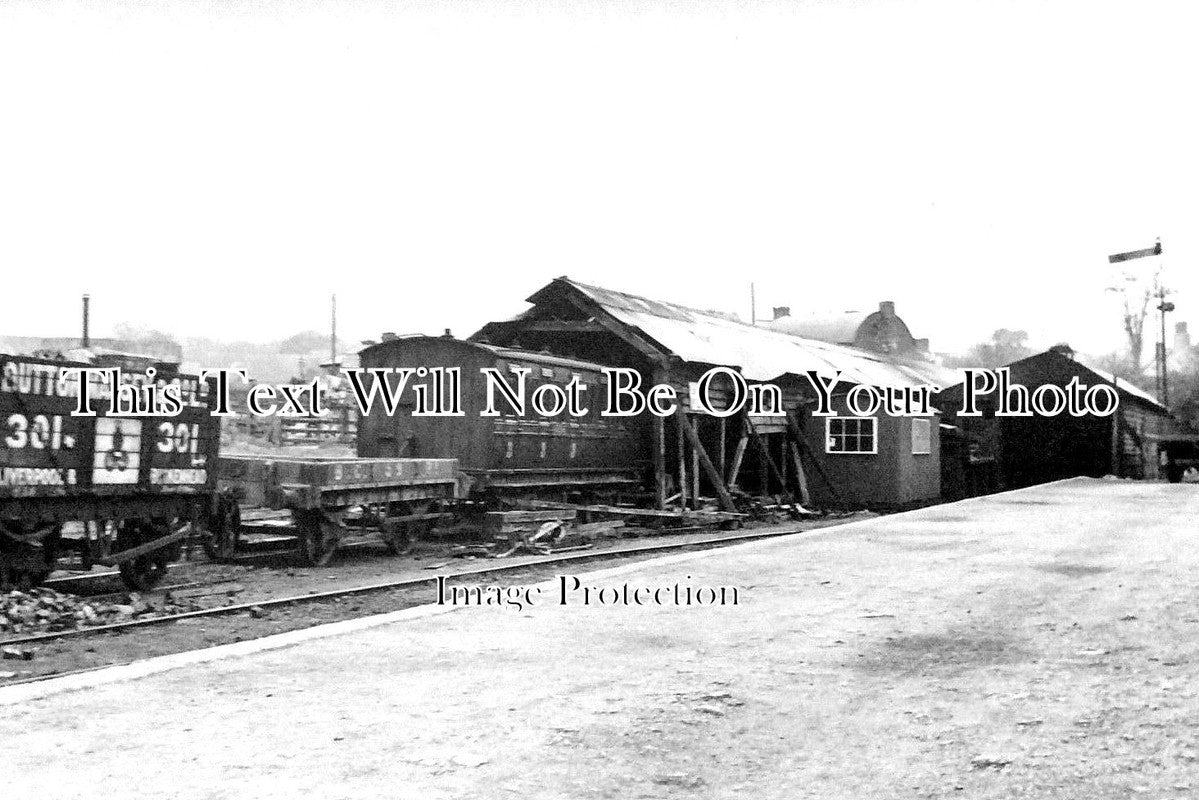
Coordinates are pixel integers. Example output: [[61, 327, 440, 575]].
[[22, 525, 61, 589], [296, 510, 340, 567], [0, 522, 61, 590], [116, 520, 173, 591], [202, 496, 242, 562], [382, 500, 435, 556]]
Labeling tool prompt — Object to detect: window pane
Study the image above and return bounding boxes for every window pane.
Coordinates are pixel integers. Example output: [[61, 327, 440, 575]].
[[911, 418, 931, 455], [827, 417, 877, 454]]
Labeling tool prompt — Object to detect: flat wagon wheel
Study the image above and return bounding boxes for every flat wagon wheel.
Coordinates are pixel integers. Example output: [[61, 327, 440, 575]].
[[382, 500, 436, 556], [296, 510, 340, 567], [202, 495, 242, 562], [116, 519, 173, 591]]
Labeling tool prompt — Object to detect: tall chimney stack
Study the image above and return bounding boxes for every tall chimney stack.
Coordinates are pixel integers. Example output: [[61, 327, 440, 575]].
[[81, 294, 90, 348], [330, 294, 338, 365], [1175, 321, 1191, 354]]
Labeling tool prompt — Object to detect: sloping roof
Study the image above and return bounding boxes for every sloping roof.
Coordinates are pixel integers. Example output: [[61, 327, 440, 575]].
[[1074, 356, 1163, 410], [891, 356, 967, 389], [509, 277, 965, 390], [1004, 350, 1165, 411], [762, 310, 869, 343]]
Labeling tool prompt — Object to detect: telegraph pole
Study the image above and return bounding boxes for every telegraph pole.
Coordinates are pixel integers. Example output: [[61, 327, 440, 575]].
[[1157, 284, 1175, 406], [1108, 238, 1169, 405]]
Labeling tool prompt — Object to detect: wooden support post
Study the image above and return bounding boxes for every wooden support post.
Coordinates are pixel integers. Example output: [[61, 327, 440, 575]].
[[1109, 375, 1122, 477], [780, 437, 788, 492], [676, 416, 688, 510], [690, 418, 700, 507], [678, 408, 738, 512], [653, 412, 667, 509], [728, 435, 749, 489], [784, 408, 844, 505], [718, 416, 727, 480], [744, 414, 800, 511], [1109, 411, 1118, 477], [757, 432, 768, 496], [789, 441, 811, 506]]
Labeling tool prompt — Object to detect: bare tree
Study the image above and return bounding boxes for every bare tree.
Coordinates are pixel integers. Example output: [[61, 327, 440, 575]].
[[1121, 286, 1152, 375]]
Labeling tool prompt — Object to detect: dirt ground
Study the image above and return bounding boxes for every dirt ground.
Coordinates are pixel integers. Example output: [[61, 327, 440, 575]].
[[3, 478, 1198, 799], [2, 516, 858, 683]]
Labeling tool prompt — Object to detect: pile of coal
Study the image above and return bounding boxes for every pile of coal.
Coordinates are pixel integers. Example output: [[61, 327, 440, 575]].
[[0, 588, 200, 636]]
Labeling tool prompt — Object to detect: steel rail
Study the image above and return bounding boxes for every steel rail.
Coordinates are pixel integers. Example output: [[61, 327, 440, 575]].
[[1, 524, 816, 647]]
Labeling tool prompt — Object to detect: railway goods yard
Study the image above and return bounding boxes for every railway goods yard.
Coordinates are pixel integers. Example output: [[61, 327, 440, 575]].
[[4, 478, 1198, 798], [8, 1, 1199, 794], [4, 281, 1198, 796]]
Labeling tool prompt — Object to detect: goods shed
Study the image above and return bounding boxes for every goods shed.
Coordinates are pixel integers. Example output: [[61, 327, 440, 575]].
[[473, 277, 953, 510], [938, 346, 1183, 490]]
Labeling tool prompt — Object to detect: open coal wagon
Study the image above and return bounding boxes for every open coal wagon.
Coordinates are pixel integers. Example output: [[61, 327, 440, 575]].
[[0, 354, 223, 590], [1152, 433, 1199, 483], [213, 455, 459, 566]]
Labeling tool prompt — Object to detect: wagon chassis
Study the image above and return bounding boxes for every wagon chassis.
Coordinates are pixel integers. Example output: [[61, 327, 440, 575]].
[[0, 493, 215, 591], [213, 456, 460, 568]]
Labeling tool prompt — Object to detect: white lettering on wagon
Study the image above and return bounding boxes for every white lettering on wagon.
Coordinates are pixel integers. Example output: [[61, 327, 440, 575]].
[[4, 413, 76, 451], [1, 361, 87, 398], [0, 467, 77, 486], [150, 468, 208, 485]]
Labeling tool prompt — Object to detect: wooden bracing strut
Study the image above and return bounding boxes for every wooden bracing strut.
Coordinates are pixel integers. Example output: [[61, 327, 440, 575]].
[[741, 413, 806, 515], [676, 409, 738, 513], [783, 408, 844, 506]]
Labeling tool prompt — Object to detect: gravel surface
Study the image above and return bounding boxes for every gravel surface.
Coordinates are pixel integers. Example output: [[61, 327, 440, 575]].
[[0, 515, 860, 683], [5, 479, 1194, 799]]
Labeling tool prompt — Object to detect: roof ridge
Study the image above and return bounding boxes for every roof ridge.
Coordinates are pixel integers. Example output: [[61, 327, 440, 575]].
[[557, 276, 747, 325]]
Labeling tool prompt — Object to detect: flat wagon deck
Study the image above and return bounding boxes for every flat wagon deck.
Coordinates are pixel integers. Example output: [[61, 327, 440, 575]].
[[215, 455, 459, 565]]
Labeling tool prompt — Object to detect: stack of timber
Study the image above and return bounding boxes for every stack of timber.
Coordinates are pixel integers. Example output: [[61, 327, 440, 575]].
[[481, 510, 628, 557], [482, 509, 578, 539], [516, 499, 745, 525], [279, 409, 357, 446]]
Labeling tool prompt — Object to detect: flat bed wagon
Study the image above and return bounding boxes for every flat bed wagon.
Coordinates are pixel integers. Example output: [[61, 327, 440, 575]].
[[214, 455, 459, 565]]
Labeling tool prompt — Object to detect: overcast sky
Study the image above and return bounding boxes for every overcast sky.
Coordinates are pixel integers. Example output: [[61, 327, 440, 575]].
[[2, 1, 1195, 360]]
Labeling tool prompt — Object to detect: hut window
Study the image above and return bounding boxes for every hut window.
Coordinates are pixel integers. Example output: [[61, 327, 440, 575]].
[[911, 418, 932, 455], [826, 417, 876, 455]]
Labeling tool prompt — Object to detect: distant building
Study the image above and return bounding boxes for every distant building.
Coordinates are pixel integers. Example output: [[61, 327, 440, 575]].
[[763, 300, 933, 359], [1170, 321, 1196, 373], [0, 335, 182, 367]]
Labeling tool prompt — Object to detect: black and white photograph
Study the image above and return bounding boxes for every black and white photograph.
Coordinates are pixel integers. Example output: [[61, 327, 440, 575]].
[[2, 1, 1198, 797]]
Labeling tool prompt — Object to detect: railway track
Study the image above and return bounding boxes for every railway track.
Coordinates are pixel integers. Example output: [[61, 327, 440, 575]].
[[39, 537, 390, 598], [1, 524, 818, 650]]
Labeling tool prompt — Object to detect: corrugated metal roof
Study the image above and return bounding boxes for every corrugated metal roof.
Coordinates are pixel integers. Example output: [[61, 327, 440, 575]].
[[996, 350, 1166, 412], [556, 278, 961, 390], [1058, 353, 1165, 411], [360, 335, 619, 375]]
